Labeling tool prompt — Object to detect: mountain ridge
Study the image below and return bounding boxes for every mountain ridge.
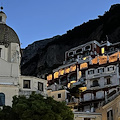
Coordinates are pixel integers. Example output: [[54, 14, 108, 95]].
[[21, 4, 120, 77]]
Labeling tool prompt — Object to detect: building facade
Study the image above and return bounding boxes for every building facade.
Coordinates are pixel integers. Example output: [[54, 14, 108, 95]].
[[0, 10, 47, 106], [96, 93, 120, 120], [47, 37, 120, 116]]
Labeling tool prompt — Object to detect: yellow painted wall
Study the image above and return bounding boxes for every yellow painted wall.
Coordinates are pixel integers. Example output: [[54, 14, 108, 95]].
[[96, 95, 120, 120]]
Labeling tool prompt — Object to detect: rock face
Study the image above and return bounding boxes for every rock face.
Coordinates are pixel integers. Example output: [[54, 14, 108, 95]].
[[21, 4, 120, 77]]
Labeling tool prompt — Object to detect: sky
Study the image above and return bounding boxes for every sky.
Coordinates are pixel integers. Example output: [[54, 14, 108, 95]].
[[1, 0, 120, 48]]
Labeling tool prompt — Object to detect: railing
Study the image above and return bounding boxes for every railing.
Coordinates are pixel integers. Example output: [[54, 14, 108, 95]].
[[19, 90, 32, 96], [105, 91, 120, 103], [104, 81, 112, 85], [90, 84, 100, 88], [19, 90, 45, 96], [66, 98, 78, 105], [101, 91, 120, 106]]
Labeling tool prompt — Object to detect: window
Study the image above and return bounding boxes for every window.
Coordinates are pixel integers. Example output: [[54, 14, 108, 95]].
[[0, 93, 5, 106], [88, 70, 94, 75], [106, 78, 111, 84], [58, 94, 61, 98], [23, 80, 30, 89], [84, 118, 90, 120], [76, 48, 82, 54], [0, 48, 1, 57], [91, 80, 99, 87], [107, 110, 113, 120], [38, 82, 43, 91], [69, 52, 73, 56], [101, 47, 105, 54], [109, 47, 114, 52], [85, 45, 90, 50], [107, 66, 114, 71], [0, 16, 2, 22], [98, 68, 104, 73]]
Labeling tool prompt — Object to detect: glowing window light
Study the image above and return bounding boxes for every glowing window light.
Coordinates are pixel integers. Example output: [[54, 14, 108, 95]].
[[99, 56, 107, 65], [92, 57, 98, 64], [70, 65, 76, 72], [47, 74, 52, 81], [101, 47, 105, 54], [59, 69, 64, 76], [78, 71, 82, 80], [65, 68, 70, 74], [70, 81, 76, 84], [119, 52, 120, 60], [54, 72, 59, 79], [109, 52, 118, 63], [79, 87, 87, 92], [83, 57, 87, 60], [67, 83, 71, 88], [80, 63, 88, 70]]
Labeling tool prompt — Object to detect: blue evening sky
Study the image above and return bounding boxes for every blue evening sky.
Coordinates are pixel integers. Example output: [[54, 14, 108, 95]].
[[1, 0, 120, 48]]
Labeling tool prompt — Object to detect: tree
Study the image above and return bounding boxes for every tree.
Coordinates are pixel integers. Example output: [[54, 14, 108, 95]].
[[0, 93, 74, 120]]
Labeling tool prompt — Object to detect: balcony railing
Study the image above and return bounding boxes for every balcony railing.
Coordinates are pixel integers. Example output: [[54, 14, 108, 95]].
[[101, 90, 120, 106], [90, 84, 100, 88], [104, 81, 112, 85], [19, 90, 45, 96]]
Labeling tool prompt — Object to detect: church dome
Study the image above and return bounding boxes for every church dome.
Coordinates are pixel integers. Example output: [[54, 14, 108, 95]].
[[0, 22, 20, 47], [0, 10, 20, 47]]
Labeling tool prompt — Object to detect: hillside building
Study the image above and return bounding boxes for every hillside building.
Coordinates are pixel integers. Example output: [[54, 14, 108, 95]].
[[0, 10, 47, 106], [47, 38, 120, 118]]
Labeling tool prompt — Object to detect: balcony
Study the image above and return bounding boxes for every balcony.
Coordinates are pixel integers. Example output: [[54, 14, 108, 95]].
[[90, 84, 100, 88], [19, 90, 45, 96], [104, 81, 112, 86]]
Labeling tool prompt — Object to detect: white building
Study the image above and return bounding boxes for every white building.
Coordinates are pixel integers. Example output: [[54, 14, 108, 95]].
[[0, 10, 47, 106]]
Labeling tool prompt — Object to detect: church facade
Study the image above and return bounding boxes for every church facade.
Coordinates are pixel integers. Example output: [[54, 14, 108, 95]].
[[0, 10, 47, 106]]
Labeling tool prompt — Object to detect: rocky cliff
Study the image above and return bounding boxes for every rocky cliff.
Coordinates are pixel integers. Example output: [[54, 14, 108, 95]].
[[21, 4, 120, 78]]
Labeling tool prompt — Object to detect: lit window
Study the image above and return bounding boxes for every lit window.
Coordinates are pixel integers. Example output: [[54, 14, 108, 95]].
[[58, 94, 61, 98], [83, 57, 87, 60], [47, 74, 52, 81], [59, 69, 64, 76], [70, 65, 76, 72], [109, 52, 118, 63], [80, 63, 88, 70], [99, 56, 107, 65], [92, 57, 98, 64], [101, 47, 105, 54], [65, 68, 70, 74], [54, 72, 59, 79], [0, 93, 5, 106], [23, 80, 30, 89], [38, 82, 43, 91]]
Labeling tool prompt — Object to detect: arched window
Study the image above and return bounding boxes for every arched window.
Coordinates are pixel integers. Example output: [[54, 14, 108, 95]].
[[92, 80, 99, 87], [0, 93, 5, 106]]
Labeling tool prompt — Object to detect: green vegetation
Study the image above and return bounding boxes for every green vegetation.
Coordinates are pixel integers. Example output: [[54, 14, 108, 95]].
[[0, 93, 74, 120]]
